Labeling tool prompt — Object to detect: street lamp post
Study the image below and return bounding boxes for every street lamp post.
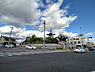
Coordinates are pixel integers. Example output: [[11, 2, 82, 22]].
[[43, 20, 46, 49], [10, 27, 13, 38], [9, 27, 13, 44]]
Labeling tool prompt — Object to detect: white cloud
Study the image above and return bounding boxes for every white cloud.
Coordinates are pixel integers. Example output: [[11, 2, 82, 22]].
[[0, 0, 77, 30], [0, 26, 24, 34], [54, 30, 78, 37], [85, 37, 95, 44], [39, 0, 77, 30], [64, 5, 70, 9], [46, 0, 51, 3], [84, 33, 95, 36], [0, 0, 41, 27], [62, 31, 78, 37]]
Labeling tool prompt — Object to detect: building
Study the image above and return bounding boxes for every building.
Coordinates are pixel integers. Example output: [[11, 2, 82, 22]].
[[22, 37, 31, 44], [47, 29, 55, 38], [66, 34, 86, 48], [57, 34, 68, 49], [86, 42, 95, 47], [0, 36, 16, 45]]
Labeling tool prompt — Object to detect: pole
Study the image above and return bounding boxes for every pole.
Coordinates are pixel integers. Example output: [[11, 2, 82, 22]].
[[43, 20, 46, 49], [9, 27, 13, 44], [10, 27, 13, 38]]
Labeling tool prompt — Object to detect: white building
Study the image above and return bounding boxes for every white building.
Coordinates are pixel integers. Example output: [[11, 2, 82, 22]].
[[66, 34, 86, 48]]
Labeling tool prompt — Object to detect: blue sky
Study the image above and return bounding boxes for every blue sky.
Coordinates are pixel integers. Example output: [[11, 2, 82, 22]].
[[0, 0, 95, 42], [64, 0, 95, 34]]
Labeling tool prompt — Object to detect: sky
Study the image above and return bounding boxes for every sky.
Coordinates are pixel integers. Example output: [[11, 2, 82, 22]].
[[0, 0, 95, 43]]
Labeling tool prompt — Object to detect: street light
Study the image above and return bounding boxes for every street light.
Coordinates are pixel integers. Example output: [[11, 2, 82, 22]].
[[9, 27, 13, 44], [10, 27, 13, 38], [43, 20, 46, 49]]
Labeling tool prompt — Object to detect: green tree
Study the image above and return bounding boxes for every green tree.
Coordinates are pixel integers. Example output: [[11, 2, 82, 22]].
[[29, 35, 43, 44], [45, 37, 58, 44], [29, 35, 37, 43]]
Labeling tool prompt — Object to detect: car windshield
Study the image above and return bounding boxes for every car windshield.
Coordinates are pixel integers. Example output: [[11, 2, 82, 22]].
[[80, 47, 84, 49], [76, 47, 84, 49], [28, 45, 32, 46], [76, 47, 80, 49]]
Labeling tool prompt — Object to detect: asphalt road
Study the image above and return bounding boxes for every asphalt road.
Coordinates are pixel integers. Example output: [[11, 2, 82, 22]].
[[0, 52, 95, 72]]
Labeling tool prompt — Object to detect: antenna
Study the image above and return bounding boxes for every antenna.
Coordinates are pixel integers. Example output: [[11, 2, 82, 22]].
[[50, 28, 52, 33], [80, 27, 82, 34]]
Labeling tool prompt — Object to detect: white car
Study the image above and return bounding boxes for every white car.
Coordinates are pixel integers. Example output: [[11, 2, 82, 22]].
[[25, 45, 37, 50], [5, 44, 14, 48], [74, 47, 85, 53]]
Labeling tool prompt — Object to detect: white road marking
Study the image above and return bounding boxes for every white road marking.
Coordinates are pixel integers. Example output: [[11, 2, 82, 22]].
[[0, 50, 65, 56]]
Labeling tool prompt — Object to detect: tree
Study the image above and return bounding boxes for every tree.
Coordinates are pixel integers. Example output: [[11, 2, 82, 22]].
[[29, 35, 43, 44], [29, 35, 37, 43], [45, 37, 58, 44]]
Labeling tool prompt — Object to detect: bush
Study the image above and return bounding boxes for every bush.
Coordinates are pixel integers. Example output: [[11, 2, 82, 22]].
[[45, 37, 58, 44], [36, 41, 42, 44]]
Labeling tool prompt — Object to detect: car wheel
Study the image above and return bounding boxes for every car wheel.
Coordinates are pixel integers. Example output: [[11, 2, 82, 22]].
[[74, 51, 76, 53]]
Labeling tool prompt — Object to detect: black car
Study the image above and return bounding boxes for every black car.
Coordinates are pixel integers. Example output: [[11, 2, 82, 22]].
[[89, 47, 95, 51]]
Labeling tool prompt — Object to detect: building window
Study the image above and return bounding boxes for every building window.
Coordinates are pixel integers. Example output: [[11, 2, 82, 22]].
[[73, 38, 75, 40], [67, 39, 69, 41], [78, 41, 80, 44], [76, 38, 79, 40], [74, 42, 76, 44], [70, 39, 72, 40], [71, 42, 73, 44]]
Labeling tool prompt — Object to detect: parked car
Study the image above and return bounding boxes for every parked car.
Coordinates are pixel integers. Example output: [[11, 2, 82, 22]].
[[89, 47, 95, 51], [5, 44, 14, 48], [25, 45, 37, 50], [74, 47, 85, 53]]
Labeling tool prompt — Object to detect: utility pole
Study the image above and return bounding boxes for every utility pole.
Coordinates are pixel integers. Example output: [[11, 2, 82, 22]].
[[80, 27, 82, 34], [10, 27, 13, 38], [9, 27, 13, 44], [43, 20, 46, 49]]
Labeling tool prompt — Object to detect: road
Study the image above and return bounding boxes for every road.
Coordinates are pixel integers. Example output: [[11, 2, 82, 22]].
[[0, 52, 95, 72]]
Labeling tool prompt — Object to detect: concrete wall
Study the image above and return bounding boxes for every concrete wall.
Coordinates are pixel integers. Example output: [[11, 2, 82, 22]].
[[22, 44, 62, 50]]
